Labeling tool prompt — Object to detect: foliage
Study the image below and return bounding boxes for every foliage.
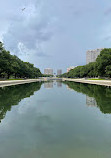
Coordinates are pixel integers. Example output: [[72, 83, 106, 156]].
[[42, 74, 53, 77], [96, 48, 111, 77], [61, 63, 97, 78], [0, 42, 42, 79], [61, 48, 111, 78], [0, 82, 42, 122], [64, 81, 111, 114]]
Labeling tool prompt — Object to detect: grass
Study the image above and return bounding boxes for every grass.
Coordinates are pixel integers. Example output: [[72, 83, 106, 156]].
[[88, 78, 105, 80], [7, 79, 24, 80], [0, 78, 25, 81]]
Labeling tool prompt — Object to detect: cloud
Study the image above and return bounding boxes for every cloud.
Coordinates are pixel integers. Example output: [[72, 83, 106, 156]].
[[0, 0, 108, 72], [104, 35, 111, 41], [104, 7, 111, 16], [2, 0, 57, 58], [17, 42, 51, 59], [100, 22, 111, 43], [36, 52, 51, 57]]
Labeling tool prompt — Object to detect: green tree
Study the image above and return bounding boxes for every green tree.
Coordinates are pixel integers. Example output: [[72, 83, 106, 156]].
[[96, 48, 111, 77], [0, 41, 42, 79]]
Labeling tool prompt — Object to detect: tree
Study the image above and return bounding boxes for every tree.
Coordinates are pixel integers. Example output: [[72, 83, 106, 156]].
[[0, 42, 4, 51], [0, 42, 42, 79], [105, 65, 111, 77], [61, 49, 111, 79], [96, 48, 111, 77]]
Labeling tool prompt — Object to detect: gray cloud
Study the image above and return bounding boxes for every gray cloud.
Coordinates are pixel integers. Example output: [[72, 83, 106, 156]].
[[2, 0, 56, 58], [36, 52, 51, 58], [104, 35, 111, 41], [104, 8, 111, 15], [0, 0, 110, 72]]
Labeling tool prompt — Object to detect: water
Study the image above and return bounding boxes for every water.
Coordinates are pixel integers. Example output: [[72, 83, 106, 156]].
[[0, 81, 111, 158]]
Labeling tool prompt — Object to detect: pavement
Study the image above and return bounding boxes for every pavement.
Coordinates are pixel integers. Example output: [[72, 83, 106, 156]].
[[0, 78, 110, 88], [0, 79, 43, 87], [62, 78, 111, 87]]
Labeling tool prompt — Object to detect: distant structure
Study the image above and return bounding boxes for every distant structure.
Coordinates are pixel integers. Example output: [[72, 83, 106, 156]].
[[57, 69, 62, 76], [86, 96, 97, 107], [86, 48, 104, 64], [57, 81, 62, 87], [67, 66, 76, 72], [44, 82, 53, 89], [44, 68, 53, 75]]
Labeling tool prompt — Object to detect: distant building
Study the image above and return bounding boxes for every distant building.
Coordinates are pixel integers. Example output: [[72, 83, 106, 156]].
[[86, 48, 104, 64], [67, 66, 76, 72], [44, 82, 53, 89], [86, 96, 97, 107], [44, 68, 53, 75], [57, 81, 62, 87], [57, 69, 62, 75]]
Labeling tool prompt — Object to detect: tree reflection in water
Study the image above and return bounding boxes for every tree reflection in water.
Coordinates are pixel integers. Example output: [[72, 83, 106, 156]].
[[0, 82, 42, 122], [65, 81, 111, 114]]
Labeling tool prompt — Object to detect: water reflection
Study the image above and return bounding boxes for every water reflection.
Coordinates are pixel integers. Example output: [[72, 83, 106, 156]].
[[57, 81, 62, 87], [86, 96, 97, 107], [44, 81, 62, 89], [0, 82, 42, 122], [65, 81, 111, 114], [0, 81, 111, 158], [44, 82, 53, 89]]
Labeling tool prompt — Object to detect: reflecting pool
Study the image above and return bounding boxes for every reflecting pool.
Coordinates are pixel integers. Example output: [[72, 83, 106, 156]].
[[0, 81, 111, 158]]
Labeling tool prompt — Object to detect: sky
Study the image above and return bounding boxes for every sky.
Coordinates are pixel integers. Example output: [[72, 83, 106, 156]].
[[0, 0, 111, 73]]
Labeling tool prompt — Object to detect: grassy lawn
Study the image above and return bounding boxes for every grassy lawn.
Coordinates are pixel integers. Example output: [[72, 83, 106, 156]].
[[88, 78, 105, 80], [0, 79, 25, 81], [7, 79, 24, 80]]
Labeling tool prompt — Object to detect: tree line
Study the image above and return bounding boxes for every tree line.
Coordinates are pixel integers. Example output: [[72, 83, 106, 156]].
[[0, 42, 42, 79], [61, 48, 111, 78]]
